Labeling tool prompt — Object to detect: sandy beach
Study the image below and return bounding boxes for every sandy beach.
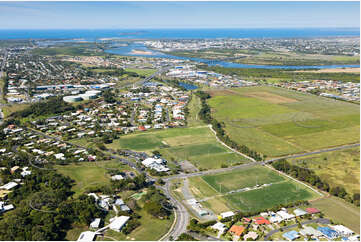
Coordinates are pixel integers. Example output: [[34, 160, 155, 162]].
[[131, 49, 154, 55]]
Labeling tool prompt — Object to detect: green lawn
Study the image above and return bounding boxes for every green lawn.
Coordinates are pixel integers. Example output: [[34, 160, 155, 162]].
[[208, 86, 360, 157], [56, 161, 132, 196], [289, 147, 360, 195]]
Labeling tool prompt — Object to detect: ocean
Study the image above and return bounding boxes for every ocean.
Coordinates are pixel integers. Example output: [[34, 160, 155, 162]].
[[0, 28, 359, 40]]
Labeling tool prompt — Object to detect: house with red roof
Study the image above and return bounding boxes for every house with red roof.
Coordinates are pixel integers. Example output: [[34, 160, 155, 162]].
[[229, 225, 245, 237], [138, 126, 146, 131], [254, 216, 270, 225], [243, 217, 252, 223], [306, 208, 320, 214]]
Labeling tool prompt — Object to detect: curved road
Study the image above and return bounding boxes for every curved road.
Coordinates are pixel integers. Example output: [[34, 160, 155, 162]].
[[159, 181, 190, 241]]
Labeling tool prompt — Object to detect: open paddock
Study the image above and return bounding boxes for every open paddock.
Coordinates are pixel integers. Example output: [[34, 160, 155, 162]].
[[208, 86, 360, 157]]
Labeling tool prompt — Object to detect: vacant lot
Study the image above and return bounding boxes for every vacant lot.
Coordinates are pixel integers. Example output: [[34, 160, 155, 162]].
[[107, 126, 250, 170], [208, 86, 360, 157], [189, 166, 321, 213], [56, 161, 132, 196], [289, 147, 360, 195], [311, 196, 360, 233]]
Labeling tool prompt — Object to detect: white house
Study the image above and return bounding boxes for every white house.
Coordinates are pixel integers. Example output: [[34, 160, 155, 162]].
[[111, 175, 124, 181], [220, 211, 235, 219], [277, 210, 295, 220], [0, 182, 18, 190], [109, 216, 130, 232], [330, 225, 354, 237], [211, 222, 226, 233]]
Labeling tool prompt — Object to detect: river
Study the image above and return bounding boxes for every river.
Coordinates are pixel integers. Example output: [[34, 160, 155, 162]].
[[105, 42, 360, 70]]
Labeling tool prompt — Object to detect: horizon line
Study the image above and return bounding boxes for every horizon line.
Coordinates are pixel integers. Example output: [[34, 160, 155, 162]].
[[0, 27, 360, 30]]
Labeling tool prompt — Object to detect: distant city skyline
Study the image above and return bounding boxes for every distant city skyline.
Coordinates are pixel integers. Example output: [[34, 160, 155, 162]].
[[0, 1, 359, 29]]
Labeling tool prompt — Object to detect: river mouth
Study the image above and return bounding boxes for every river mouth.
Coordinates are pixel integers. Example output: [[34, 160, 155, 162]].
[[105, 43, 360, 70]]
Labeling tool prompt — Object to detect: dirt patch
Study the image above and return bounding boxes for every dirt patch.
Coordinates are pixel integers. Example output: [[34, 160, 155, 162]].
[[244, 91, 298, 104], [295, 67, 360, 73], [190, 187, 201, 197], [179, 160, 199, 173]]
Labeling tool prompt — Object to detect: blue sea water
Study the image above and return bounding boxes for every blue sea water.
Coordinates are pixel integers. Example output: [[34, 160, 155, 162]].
[[0, 28, 359, 40]]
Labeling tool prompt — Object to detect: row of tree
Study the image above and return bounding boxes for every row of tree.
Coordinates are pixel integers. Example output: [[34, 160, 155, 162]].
[[272, 159, 360, 206], [199, 65, 360, 83], [195, 90, 264, 161]]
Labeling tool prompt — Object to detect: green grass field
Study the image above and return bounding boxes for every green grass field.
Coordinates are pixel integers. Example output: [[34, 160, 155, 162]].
[[189, 166, 321, 213], [224, 181, 318, 212], [187, 94, 205, 127], [311, 196, 360, 233], [202, 166, 285, 193], [289, 147, 360, 195], [107, 126, 251, 170], [208, 86, 360, 157], [124, 68, 157, 77], [56, 161, 132, 196]]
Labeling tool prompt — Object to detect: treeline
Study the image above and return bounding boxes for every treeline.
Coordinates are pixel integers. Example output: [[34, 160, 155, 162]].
[[0, 169, 105, 241], [195, 90, 263, 161], [200, 66, 360, 83], [86, 67, 141, 78], [272, 159, 360, 206], [2, 75, 8, 97], [11, 96, 75, 119]]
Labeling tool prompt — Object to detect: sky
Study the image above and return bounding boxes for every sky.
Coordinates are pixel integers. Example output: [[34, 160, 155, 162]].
[[0, 1, 359, 29]]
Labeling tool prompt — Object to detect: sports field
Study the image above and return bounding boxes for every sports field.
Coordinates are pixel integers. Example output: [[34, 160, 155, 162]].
[[208, 86, 360, 157], [107, 126, 250, 170], [289, 147, 360, 195], [189, 166, 321, 213]]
